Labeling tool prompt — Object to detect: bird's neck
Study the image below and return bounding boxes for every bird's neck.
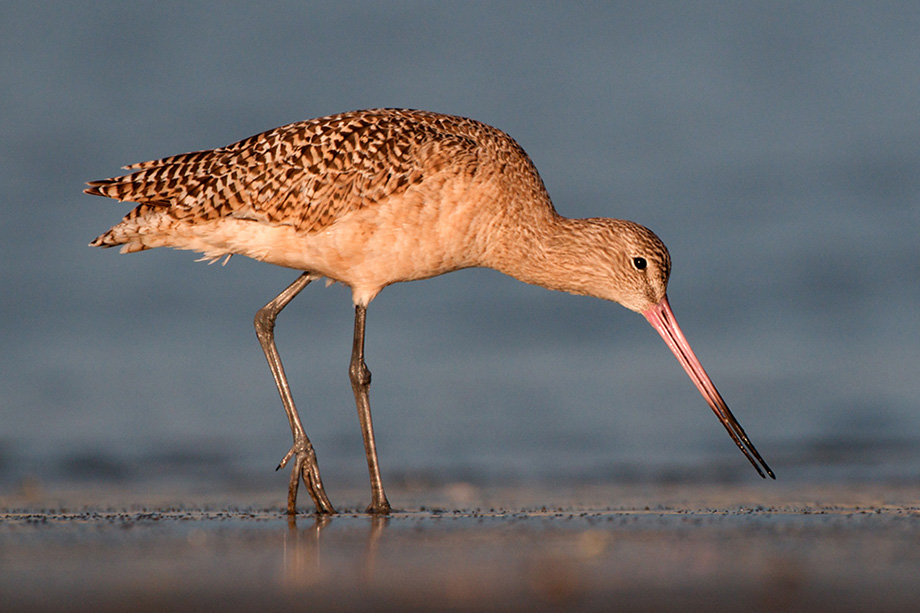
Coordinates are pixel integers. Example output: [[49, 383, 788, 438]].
[[484, 211, 613, 298]]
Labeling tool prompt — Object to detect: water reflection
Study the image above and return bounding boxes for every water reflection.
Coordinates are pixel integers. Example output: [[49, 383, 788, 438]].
[[282, 514, 331, 588], [364, 515, 389, 580], [281, 513, 389, 589]]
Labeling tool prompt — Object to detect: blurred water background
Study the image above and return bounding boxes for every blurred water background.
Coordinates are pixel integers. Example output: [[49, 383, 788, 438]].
[[2, 2, 918, 500]]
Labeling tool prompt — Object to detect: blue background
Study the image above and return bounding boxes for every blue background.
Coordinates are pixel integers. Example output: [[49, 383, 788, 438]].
[[2, 2, 918, 494]]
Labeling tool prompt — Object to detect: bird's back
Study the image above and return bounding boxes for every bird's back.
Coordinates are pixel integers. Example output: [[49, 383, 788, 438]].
[[88, 109, 551, 250]]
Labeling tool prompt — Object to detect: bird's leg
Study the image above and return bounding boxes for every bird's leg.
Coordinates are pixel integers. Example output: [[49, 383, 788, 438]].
[[349, 305, 392, 514], [254, 272, 336, 515]]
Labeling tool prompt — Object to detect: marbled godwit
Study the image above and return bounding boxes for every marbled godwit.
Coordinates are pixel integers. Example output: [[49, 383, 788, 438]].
[[86, 108, 774, 515]]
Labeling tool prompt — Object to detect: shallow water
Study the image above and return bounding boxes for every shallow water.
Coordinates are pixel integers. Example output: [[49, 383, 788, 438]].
[[3, 482, 919, 611]]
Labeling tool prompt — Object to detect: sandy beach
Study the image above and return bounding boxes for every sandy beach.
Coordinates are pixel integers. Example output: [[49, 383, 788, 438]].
[[2, 480, 918, 611]]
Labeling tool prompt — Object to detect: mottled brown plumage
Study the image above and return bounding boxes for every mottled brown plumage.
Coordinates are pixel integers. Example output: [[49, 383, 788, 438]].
[[87, 108, 772, 515]]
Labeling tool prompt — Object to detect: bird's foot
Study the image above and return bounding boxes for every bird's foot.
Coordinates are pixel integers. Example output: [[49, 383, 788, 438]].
[[365, 500, 392, 515], [364, 489, 392, 515], [277, 438, 335, 515]]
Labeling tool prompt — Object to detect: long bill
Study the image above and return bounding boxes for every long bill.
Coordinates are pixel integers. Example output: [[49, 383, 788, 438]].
[[642, 296, 775, 479]]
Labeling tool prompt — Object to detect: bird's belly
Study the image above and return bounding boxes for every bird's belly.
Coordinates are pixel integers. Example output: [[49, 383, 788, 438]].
[[207, 211, 477, 304]]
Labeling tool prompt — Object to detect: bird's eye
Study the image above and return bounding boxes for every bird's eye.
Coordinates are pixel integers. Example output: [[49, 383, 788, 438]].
[[632, 257, 647, 270]]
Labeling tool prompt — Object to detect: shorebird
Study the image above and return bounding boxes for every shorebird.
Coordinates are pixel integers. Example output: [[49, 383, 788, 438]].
[[86, 108, 774, 515]]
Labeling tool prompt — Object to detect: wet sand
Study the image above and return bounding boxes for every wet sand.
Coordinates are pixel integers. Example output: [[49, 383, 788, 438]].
[[2, 481, 919, 611]]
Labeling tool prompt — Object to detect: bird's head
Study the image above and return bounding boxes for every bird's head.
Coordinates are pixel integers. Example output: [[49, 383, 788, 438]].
[[604, 219, 671, 312], [554, 218, 671, 312]]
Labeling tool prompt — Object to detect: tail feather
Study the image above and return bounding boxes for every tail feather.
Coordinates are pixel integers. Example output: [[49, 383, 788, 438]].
[[84, 169, 187, 205], [121, 148, 214, 171], [84, 176, 143, 202], [88, 203, 167, 251]]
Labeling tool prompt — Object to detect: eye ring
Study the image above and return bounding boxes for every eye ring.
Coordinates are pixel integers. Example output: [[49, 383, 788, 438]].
[[632, 256, 647, 270]]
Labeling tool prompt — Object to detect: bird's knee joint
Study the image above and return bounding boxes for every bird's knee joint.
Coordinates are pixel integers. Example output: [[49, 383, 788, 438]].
[[349, 360, 371, 387], [254, 308, 276, 337]]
